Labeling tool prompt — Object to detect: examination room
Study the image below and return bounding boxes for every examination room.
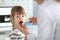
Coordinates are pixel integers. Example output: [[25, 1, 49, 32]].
[[0, 0, 60, 40]]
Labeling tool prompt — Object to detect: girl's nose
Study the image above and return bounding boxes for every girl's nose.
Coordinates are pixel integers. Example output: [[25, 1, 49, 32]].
[[19, 18, 23, 21]]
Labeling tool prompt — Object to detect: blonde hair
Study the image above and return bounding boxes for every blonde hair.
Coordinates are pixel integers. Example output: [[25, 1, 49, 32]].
[[10, 6, 26, 29]]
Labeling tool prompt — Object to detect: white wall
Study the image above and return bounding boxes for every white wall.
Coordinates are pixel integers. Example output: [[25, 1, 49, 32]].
[[0, 0, 33, 18]]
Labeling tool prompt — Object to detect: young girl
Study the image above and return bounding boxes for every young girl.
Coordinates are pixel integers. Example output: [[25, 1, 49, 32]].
[[5, 6, 38, 40], [8, 6, 29, 40]]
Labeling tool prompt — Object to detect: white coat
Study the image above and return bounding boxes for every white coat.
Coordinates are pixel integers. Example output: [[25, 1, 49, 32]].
[[37, 1, 60, 40]]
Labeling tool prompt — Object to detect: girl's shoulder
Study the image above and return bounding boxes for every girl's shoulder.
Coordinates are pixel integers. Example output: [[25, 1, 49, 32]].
[[5, 29, 25, 40]]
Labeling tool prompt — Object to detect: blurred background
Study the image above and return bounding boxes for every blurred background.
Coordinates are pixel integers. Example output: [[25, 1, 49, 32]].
[[0, 0, 55, 40]]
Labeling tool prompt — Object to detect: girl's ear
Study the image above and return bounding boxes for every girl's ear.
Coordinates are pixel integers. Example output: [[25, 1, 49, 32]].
[[10, 16, 13, 24]]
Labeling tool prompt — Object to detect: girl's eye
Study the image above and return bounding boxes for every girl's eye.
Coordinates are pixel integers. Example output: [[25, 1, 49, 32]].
[[17, 16, 19, 18], [22, 16, 24, 17]]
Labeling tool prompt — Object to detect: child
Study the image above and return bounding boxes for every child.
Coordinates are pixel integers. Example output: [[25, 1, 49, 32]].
[[5, 6, 38, 40], [9, 6, 29, 40]]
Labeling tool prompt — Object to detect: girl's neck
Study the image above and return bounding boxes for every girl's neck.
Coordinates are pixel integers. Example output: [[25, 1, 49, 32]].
[[12, 27, 17, 30], [12, 25, 17, 30]]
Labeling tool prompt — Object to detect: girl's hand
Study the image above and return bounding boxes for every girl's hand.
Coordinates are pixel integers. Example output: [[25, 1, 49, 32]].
[[17, 25, 29, 35]]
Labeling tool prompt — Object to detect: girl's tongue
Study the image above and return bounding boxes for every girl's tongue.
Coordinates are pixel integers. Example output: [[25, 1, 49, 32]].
[[19, 21, 23, 26]]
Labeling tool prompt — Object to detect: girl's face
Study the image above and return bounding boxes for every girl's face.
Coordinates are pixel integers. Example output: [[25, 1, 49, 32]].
[[14, 13, 26, 27]]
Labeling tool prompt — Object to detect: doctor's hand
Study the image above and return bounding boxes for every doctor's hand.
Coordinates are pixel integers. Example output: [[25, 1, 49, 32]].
[[29, 17, 37, 24]]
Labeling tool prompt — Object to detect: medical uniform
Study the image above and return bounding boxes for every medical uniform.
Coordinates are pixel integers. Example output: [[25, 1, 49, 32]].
[[37, 1, 60, 40]]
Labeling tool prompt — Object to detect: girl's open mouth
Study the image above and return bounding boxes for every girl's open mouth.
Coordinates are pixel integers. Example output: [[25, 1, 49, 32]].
[[19, 21, 23, 26]]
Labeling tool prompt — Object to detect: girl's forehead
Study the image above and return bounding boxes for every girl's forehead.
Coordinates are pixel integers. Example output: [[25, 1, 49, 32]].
[[15, 13, 25, 16]]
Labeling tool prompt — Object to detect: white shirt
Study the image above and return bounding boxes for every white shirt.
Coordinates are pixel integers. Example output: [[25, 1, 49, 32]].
[[37, 1, 60, 40]]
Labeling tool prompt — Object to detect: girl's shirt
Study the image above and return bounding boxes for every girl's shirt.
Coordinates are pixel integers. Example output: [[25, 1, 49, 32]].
[[5, 28, 25, 40], [5, 22, 38, 40]]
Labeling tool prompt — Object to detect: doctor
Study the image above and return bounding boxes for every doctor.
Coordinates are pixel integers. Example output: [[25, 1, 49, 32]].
[[37, 0, 60, 40]]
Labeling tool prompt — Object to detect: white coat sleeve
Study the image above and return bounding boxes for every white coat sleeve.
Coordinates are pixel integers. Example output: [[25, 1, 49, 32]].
[[37, 7, 56, 40]]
